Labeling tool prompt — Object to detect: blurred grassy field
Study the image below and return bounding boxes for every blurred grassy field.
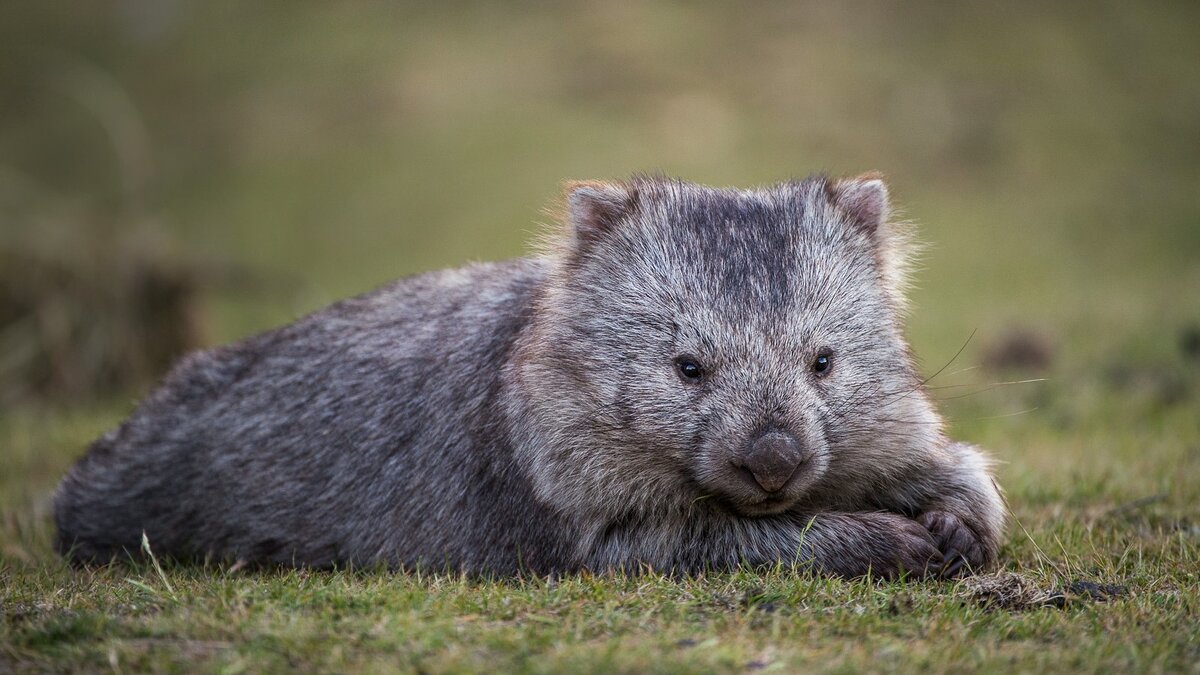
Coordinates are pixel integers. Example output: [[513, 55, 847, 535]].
[[2, 2, 1199, 672]]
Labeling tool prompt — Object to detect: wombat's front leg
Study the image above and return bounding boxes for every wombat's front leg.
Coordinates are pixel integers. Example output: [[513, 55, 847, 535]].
[[795, 511, 944, 580], [877, 442, 1007, 578], [589, 510, 941, 579]]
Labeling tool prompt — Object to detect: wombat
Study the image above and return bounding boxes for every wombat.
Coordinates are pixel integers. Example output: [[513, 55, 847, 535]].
[[54, 174, 1006, 579]]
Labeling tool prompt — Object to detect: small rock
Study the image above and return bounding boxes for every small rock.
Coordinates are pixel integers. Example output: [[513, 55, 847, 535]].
[[1065, 580, 1127, 601]]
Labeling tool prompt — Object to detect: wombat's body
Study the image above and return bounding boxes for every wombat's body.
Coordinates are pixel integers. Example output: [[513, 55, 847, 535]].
[[55, 175, 1006, 579]]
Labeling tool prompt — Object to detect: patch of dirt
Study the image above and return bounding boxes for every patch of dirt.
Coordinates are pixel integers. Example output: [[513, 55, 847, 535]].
[[1064, 580, 1127, 602], [960, 572, 1127, 611]]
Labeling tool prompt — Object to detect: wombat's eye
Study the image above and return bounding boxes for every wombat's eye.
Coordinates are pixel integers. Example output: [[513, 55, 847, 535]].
[[675, 357, 704, 382], [812, 349, 833, 376]]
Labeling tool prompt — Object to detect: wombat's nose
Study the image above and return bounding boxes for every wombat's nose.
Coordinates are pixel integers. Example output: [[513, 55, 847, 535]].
[[739, 432, 804, 493]]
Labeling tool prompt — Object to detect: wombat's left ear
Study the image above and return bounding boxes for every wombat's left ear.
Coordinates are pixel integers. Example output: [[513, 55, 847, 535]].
[[564, 181, 636, 250], [829, 173, 890, 236], [829, 173, 917, 312]]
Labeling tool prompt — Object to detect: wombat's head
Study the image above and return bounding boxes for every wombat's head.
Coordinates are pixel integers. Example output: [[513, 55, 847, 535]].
[[513, 175, 942, 520]]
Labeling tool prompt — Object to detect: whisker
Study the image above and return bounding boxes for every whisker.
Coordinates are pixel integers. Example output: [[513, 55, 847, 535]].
[[938, 364, 981, 379], [931, 378, 1048, 400], [925, 377, 1047, 391], [966, 407, 1039, 421], [847, 417, 942, 427], [917, 328, 977, 388], [873, 329, 979, 408]]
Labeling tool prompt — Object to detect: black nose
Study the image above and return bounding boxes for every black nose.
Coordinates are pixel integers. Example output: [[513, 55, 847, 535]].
[[738, 431, 805, 493]]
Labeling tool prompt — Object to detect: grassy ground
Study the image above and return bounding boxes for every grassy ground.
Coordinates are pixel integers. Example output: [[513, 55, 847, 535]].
[[3, 2, 1199, 672]]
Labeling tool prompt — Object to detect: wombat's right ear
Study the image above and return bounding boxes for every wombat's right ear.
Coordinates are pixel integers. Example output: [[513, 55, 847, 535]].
[[828, 173, 918, 313], [564, 181, 635, 249], [829, 173, 890, 236]]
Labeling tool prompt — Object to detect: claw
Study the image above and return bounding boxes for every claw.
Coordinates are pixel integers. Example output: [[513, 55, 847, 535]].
[[919, 510, 987, 578], [940, 553, 965, 579]]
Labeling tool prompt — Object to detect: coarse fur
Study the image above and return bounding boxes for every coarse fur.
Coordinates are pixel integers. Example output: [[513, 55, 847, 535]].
[[54, 174, 1006, 580]]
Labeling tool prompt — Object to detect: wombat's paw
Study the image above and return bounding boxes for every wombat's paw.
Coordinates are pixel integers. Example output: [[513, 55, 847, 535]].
[[821, 512, 943, 580], [871, 513, 945, 580], [918, 510, 987, 578]]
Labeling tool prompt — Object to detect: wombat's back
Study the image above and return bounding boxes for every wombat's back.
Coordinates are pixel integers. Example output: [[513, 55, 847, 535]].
[[54, 258, 563, 570]]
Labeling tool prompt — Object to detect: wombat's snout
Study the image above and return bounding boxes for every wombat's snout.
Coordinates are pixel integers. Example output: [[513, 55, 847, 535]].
[[735, 431, 806, 493]]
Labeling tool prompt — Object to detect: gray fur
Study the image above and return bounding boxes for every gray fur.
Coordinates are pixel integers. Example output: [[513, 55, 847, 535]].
[[55, 175, 1006, 579]]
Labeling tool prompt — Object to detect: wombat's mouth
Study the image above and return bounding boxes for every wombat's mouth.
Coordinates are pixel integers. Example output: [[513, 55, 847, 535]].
[[695, 459, 825, 518], [707, 490, 802, 518]]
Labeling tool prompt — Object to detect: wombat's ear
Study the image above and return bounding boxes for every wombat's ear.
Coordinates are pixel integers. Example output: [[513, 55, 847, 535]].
[[829, 173, 890, 236], [564, 181, 636, 249], [829, 173, 918, 312]]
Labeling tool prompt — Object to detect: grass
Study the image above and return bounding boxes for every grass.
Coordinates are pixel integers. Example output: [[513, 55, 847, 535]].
[[3, 1, 1200, 672], [4, 350, 1198, 672], [2, 514, 1197, 671]]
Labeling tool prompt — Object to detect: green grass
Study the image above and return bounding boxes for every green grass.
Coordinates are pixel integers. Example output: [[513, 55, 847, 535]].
[[4, 352, 1198, 672], [3, 1, 1200, 672], [2, 504, 1198, 672]]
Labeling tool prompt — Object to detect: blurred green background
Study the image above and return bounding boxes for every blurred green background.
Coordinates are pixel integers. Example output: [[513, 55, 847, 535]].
[[1, 1, 1198, 505]]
